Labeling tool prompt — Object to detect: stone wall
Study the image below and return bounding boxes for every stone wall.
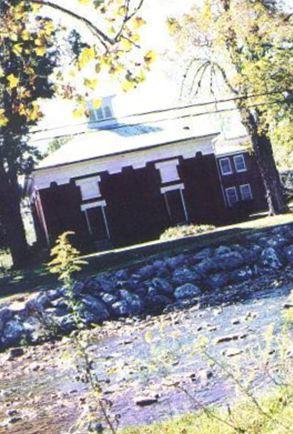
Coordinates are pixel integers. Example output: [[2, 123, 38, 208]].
[[0, 223, 292, 351]]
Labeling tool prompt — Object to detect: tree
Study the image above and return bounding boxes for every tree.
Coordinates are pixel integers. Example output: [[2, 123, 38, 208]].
[[0, 0, 153, 267], [168, 0, 292, 214]]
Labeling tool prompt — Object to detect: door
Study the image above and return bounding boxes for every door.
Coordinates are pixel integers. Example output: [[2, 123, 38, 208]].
[[164, 189, 187, 225], [86, 207, 109, 240]]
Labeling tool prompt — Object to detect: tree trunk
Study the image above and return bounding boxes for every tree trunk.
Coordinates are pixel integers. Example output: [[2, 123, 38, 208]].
[[239, 107, 288, 215], [0, 167, 28, 268]]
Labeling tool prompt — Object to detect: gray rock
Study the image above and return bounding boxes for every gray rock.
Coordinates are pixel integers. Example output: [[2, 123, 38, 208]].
[[136, 265, 155, 280], [207, 272, 229, 289], [195, 258, 218, 275], [151, 278, 173, 295], [146, 295, 172, 312], [172, 268, 201, 286], [81, 295, 110, 322], [174, 283, 201, 300], [192, 247, 213, 262], [260, 247, 284, 269], [100, 293, 118, 305], [112, 292, 143, 317], [115, 269, 129, 280], [216, 252, 245, 271], [215, 246, 232, 256], [2, 319, 25, 347], [165, 254, 186, 270], [230, 266, 253, 283], [285, 245, 293, 264], [7, 347, 24, 361]]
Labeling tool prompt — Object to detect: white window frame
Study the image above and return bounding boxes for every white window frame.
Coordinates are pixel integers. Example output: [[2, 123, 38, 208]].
[[81, 200, 110, 239], [219, 157, 233, 176], [239, 183, 253, 201], [155, 159, 180, 184], [233, 154, 247, 173], [161, 183, 188, 223], [93, 105, 113, 121], [225, 186, 239, 207]]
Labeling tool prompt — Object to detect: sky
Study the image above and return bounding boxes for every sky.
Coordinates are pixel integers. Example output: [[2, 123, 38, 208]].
[[32, 0, 270, 149]]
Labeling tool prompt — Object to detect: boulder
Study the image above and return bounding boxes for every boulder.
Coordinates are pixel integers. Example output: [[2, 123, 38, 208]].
[[172, 268, 201, 286], [151, 277, 174, 295], [195, 258, 218, 275], [192, 247, 213, 262], [230, 266, 253, 283], [216, 251, 245, 271], [80, 295, 110, 322], [100, 292, 119, 305], [146, 295, 172, 313], [207, 272, 229, 290], [174, 283, 201, 300], [260, 247, 284, 269], [1, 319, 25, 348], [285, 245, 293, 265], [136, 265, 155, 280], [215, 246, 232, 256], [165, 254, 186, 270]]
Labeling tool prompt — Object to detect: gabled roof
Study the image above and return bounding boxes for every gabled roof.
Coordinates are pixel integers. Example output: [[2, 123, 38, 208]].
[[36, 117, 219, 170]]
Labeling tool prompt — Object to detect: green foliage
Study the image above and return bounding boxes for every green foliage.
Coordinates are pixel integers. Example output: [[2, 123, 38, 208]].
[[48, 231, 87, 284], [121, 386, 293, 433], [160, 224, 215, 241]]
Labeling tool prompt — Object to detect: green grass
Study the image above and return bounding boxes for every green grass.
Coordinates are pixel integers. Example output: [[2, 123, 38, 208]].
[[121, 386, 293, 434], [0, 212, 292, 302]]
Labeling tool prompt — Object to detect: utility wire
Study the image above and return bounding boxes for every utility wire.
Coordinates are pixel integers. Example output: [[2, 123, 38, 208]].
[[29, 88, 291, 137], [29, 97, 288, 144]]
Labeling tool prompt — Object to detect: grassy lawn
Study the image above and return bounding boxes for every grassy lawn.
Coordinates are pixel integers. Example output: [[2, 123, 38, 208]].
[[0, 211, 292, 302], [121, 386, 293, 434]]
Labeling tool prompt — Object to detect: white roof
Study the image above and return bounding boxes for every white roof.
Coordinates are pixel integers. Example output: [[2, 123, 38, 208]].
[[36, 117, 219, 170]]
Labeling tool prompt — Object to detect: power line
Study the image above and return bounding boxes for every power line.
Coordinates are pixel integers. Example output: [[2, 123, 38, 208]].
[[29, 97, 288, 144], [29, 88, 291, 137]]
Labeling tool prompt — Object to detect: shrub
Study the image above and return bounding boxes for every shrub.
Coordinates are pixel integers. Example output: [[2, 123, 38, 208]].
[[160, 224, 215, 241]]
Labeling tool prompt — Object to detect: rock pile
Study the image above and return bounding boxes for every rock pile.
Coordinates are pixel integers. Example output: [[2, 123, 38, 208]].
[[0, 223, 292, 350]]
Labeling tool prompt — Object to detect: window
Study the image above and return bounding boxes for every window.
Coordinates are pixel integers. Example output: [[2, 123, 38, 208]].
[[225, 187, 238, 207], [219, 158, 233, 175], [155, 159, 180, 184], [233, 154, 247, 172], [94, 105, 113, 121], [240, 184, 253, 201]]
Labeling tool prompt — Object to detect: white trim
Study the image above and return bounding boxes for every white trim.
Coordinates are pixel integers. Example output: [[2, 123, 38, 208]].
[[233, 154, 247, 173], [101, 206, 110, 239], [219, 157, 233, 176], [33, 137, 215, 189], [239, 183, 253, 201], [84, 210, 93, 235], [81, 200, 106, 211], [36, 192, 50, 246], [225, 186, 239, 207], [161, 183, 184, 193], [155, 159, 180, 183], [76, 175, 101, 201], [180, 188, 189, 222]]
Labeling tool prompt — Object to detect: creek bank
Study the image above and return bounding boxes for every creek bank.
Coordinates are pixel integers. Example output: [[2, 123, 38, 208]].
[[0, 276, 292, 433], [0, 223, 292, 350]]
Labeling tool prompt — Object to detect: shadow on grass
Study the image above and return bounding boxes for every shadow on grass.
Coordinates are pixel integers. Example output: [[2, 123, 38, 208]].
[[0, 217, 292, 301]]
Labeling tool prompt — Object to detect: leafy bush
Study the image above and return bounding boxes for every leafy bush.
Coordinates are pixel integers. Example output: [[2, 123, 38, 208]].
[[160, 224, 215, 241]]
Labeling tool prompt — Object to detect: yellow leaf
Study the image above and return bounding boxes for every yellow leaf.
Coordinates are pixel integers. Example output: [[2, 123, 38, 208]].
[[92, 99, 102, 109], [0, 109, 8, 127], [0, 68, 4, 78], [79, 47, 95, 68], [35, 46, 46, 56], [84, 78, 98, 90], [21, 30, 31, 41], [133, 17, 146, 29], [79, 0, 91, 4], [73, 106, 85, 118], [31, 3, 41, 13], [144, 50, 157, 66], [12, 44, 23, 56], [7, 74, 20, 89]]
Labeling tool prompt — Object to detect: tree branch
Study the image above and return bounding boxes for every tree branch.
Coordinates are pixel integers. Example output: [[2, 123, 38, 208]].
[[30, 0, 114, 45]]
